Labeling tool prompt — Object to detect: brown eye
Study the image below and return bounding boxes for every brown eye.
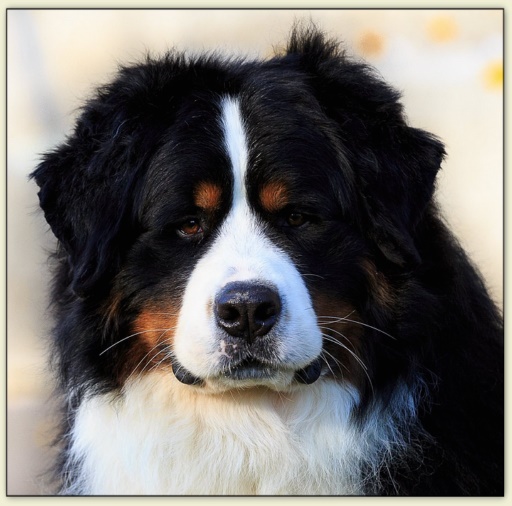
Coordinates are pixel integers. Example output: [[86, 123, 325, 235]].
[[287, 212, 306, 227], [178, 219, 203, 237]]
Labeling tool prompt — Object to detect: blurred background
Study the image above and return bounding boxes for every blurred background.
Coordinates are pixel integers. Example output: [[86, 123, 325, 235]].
[[7, 9, 503, 495]]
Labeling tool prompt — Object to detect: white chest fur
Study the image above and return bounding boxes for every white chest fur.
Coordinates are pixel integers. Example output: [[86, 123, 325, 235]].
[[64, 373, 411, 495]]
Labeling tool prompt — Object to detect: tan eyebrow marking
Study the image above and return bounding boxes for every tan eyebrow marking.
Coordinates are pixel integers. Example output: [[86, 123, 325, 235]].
[[194, 181, 223, 211], [259, 181, 289, 213]]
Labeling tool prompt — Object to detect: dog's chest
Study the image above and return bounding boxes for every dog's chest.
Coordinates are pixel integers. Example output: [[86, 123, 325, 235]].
[[67, 375, 366, 495]]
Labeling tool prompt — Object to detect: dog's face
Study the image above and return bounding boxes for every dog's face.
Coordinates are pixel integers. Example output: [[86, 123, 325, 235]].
[[114, 92, 360, 393], [171, 99, 323, 389], [32, 31, 444, 396]]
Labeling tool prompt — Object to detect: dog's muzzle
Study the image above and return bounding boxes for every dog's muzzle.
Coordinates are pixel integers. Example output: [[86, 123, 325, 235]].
[[171, 281, 323, 387]]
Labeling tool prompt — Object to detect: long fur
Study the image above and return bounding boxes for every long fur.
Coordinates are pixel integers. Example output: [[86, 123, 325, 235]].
[[32, 25, 503, 496], [60, 375, 431, 495]]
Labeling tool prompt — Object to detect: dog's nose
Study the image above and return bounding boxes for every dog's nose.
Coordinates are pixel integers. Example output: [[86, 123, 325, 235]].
[[214, 282, 281, 341]]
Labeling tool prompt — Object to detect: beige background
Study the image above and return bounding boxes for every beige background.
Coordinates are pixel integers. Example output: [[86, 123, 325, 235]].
[[6, 9, 503, 495]]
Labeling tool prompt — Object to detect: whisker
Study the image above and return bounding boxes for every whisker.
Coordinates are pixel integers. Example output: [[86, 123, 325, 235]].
[[320, 354, 337, 379], [321, 348, 348, 376], [302, 273, 326, 280], [126, 341, 167, 385], [124, 329, 175, 384], [342, 318, 396, 340], [317, 314, 396, 340], [100, 328, 173, 356], [318, 325, 357, 347], [316, 309, 356, 321], [144, 347, 174, 376], [318, 326, 361, 359], [321, 332, 375, 396], [321, 333, 368, 372]]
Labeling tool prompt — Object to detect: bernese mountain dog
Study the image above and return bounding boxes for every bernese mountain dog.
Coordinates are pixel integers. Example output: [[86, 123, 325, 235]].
[[32, 26, 503, 495]]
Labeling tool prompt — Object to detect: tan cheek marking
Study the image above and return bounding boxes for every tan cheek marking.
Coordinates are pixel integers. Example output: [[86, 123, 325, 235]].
[[132, 307, 178, 350], [116, 305, 179, 384], [312, 293, 364, 387], [361, 259, 395, 308], [194, 181, 222, 211], [259, 181, 289, 213]]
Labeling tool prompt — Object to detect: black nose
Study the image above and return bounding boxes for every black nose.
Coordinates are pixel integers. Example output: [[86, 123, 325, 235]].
[[214, 282, 282, 342]]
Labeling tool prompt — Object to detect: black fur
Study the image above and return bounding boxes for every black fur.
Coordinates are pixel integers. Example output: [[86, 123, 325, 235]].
[[32, 26, 503, 495]]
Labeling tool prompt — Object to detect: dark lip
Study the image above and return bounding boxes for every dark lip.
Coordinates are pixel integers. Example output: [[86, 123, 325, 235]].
[[294, 356, 323, 384], [170, 355, 323, 386], [222, 356, 324, 384], [169, 356, 203, 386], [221, 358, 279, 381]]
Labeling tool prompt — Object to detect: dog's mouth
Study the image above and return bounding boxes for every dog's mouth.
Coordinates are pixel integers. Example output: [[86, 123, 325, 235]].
[[170, 356, 323, 387], [222, 358, 279, 381]]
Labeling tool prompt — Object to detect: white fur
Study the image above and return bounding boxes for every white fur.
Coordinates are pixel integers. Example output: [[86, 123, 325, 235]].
[[173, 97, 322, 391], [62, 98, 421, 495], [64, 373, 418, 495]]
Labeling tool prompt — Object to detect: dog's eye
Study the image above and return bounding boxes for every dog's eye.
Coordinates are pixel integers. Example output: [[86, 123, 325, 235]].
[[287, 212, 307, 227], [178, 219, 203, 237]]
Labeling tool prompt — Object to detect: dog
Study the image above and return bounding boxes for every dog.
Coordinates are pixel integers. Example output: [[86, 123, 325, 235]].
[[32, 26, 503, 495]]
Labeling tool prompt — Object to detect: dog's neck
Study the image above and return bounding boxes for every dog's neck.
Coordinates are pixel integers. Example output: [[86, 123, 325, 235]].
[[62, 373, 417, 495]]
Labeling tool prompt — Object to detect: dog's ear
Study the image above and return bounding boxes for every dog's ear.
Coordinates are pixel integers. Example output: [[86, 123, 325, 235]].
[[285, 25, 445, 267], [32, 115, 142, 298], [31, 57, 185, 296], [355, 125, 445, 267]]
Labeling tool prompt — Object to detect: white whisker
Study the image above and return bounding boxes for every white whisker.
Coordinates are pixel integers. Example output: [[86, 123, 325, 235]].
[[318, 325, 357, 350], [302, 273, 326, 280], [321, 348, 347, 376], [322, 333, 368, 372], [321, 332, 375, 396], [100, 328, 173, 356], [317, 309, 356, 320], [124, 330, 175, 384], [317, 313, 396, 340], [143, 347, 175, 377]]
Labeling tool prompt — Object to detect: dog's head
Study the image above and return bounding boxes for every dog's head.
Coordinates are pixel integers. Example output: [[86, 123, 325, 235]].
[[32, 28, 444, 395]]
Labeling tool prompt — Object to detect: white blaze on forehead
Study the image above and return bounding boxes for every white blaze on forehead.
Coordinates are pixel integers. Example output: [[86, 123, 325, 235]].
[[173, 96, 322, 387], [220, 97, 249, 203]]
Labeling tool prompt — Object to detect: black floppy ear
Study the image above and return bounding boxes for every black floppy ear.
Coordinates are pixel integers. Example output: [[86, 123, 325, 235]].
[[357, 125, 445, 267], [31, 56, 185, 296], [285, 25, 445, 267], [31, 116, 143, 297]]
